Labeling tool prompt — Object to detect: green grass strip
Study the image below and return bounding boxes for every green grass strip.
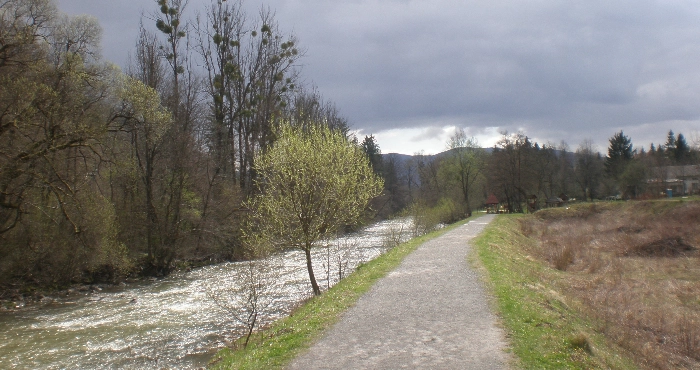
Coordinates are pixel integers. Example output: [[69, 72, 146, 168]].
[[209, 217, 475, 369], [472, 214, 637, 369]]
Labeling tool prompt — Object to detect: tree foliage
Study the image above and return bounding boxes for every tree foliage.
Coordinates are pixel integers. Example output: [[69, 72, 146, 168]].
[[489, 132, 534, 213], [361, 134, 383, 175], [195, 1, 301, 192], [0, 0, 360, 291], [0, 0, 134, 285], [605, 130, 634, 179], [442, 128, 484, 216], [665, 130, 691, 164], [246, 122, 383, 295]]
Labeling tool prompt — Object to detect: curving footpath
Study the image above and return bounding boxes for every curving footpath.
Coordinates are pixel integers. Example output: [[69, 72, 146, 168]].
[[287, 214, 511, 369]]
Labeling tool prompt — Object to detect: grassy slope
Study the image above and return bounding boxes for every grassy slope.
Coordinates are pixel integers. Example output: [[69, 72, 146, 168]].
[[209, 218, 474, 369], [472, 214, 638, 369]]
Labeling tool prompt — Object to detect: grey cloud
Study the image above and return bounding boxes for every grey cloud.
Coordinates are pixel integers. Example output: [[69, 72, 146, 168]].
[[56, 0, 700, 151]]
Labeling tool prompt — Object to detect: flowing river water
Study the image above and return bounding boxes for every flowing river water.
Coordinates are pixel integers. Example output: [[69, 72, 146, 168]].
[[0, 218, 414, 369]]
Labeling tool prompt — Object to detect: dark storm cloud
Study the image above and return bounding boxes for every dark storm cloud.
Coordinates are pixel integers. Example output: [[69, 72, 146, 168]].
[[56, 0, 700, 152]]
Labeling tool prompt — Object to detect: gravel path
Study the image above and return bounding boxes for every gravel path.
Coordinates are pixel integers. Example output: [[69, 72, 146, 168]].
[[287, 214, 511, 369]]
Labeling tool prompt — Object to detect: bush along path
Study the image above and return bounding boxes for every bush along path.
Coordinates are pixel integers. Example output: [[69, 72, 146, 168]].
[[286, 213, 511, 369]]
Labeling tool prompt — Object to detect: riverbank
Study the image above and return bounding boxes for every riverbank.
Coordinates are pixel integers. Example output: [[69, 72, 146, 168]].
[[472, 200, 700, 369], [208, 215, 479, 369], [477, 200, 699, 369], [472, 214, 636, 369]]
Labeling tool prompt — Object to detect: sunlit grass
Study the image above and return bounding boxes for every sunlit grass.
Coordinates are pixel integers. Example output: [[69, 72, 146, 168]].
[[472, 214, 638, 369]]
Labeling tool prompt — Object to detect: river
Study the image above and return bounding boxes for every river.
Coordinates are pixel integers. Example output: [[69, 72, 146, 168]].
[[0, 218, 414, 369]]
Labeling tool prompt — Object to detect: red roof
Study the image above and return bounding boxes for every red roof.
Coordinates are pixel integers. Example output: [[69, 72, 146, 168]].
[[485, 194, 499, 205]]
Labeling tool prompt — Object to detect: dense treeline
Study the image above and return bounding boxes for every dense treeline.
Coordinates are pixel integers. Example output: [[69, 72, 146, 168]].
[[0, 0, 350, 292], [370, 129, 699, 226]]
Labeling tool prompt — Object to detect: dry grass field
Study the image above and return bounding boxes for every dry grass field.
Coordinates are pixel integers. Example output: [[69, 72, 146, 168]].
[[520, 200, 700, 369]]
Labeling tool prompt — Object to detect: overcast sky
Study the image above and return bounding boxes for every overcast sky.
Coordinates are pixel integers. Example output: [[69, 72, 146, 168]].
[[56, 0, 700, 155]]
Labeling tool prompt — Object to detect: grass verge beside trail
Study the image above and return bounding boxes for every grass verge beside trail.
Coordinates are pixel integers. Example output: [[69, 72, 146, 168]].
[[472, 214, 637, 369], [209, 216, 477, 370]]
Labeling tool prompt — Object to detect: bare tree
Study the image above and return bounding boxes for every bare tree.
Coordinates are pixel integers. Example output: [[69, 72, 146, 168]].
[[488, 132, 534, 213], [574, 140, 604, 201], [322, 237, 356, 290], [207, 259, 275, 348], [286, 86, 349, 136], [556, 141, 576, 198], [130, 24, 166, 90], [414, 151, 443, 206], [196, 1, 301, 192], [234, 7, 301, 191]]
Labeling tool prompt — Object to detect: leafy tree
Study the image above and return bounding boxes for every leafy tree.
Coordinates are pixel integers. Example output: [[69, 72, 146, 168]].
[[657, 130, 693, 165], [112, 75, 173, 273], [0, 2, 138, 285], [0, 0, 56, 69], [246, 122, 383, 295], [50, 14, 102, 64], [442, 128, 484, 216], [619, 160, 647, 198]]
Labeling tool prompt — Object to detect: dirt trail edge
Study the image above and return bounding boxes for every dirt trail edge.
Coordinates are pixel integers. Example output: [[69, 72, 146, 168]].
[[287, 214, 510, 369]]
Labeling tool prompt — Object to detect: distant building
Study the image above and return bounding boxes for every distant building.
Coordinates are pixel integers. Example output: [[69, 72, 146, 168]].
[[485, 194, 500, 213], [546, 197, 564, 208], [647, 165, 700, 196]]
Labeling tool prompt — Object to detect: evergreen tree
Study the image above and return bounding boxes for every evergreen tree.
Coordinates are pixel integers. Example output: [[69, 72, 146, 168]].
[[664, 130, 676, 161], [605, 131, 634, 180], [675, 133, 690, 163], [361, 135, 383, 175]]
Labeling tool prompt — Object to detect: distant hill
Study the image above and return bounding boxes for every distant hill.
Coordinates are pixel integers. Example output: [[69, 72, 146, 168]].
[[382, 147, 494, 167], [380, 148, 493, 186]]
